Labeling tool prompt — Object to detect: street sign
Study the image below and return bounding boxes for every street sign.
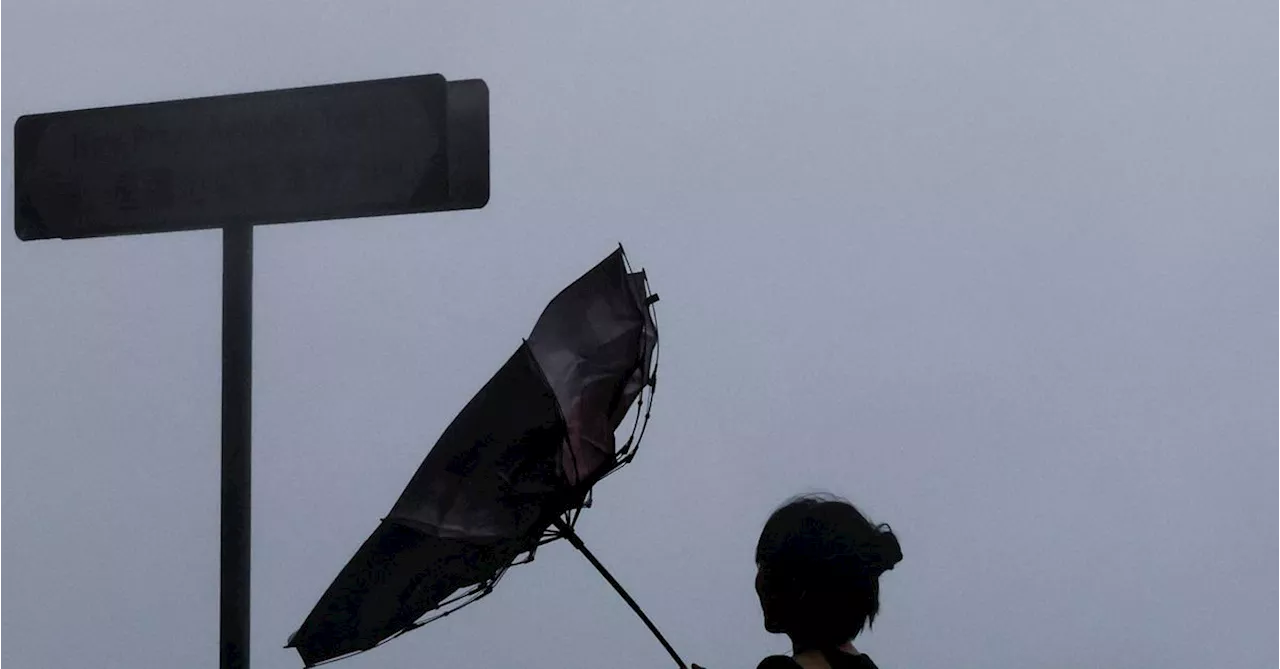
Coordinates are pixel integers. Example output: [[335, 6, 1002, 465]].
[[11, 72, 491, 669], [14, 74, 489, 240]]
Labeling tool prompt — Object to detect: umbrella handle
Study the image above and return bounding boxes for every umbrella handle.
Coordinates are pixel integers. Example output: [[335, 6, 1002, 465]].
[[552, 518, 688, 669]]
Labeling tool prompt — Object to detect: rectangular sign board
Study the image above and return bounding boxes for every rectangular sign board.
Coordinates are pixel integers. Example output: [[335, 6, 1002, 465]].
[[14, 74, 489, 241]]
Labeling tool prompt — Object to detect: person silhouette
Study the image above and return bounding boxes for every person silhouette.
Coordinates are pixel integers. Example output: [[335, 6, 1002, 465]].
[[749, 494, 903, 669]]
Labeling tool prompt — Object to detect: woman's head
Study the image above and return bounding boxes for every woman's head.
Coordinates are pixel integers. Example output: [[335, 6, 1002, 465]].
[[754, 494, 902, 650]]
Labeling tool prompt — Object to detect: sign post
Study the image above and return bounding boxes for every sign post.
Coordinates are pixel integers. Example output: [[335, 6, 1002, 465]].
[[222, 220, 253, 669], [13, 73, 490, 669]]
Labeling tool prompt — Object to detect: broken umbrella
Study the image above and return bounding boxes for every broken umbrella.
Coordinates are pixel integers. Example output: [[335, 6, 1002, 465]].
[[286, 246, 684, 667]]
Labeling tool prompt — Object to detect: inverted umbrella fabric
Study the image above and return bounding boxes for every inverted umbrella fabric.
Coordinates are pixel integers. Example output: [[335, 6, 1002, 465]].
[[287, 246, 660, 666]]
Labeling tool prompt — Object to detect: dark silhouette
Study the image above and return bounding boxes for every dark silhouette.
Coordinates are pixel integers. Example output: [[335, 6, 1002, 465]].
[[753, 494, 903, 669], [287, 247, 675, 667]]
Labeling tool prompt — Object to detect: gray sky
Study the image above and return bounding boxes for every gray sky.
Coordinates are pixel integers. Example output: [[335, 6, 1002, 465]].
[[3, 2, 1275, 668]]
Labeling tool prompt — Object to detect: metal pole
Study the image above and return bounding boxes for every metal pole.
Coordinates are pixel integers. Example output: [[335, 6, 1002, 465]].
[[222, 223, 253, 669], [551, 518, 686, 669]]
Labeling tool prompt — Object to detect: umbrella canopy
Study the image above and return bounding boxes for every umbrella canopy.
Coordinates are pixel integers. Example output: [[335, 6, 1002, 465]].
[[287, 246, 661, 666]]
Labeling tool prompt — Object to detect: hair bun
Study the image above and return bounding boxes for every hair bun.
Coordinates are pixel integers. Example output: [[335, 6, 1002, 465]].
[[871, 524, 903, 573]]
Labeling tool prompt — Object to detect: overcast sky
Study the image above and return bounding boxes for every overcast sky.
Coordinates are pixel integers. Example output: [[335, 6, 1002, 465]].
[[3, 2, 1276, 668]]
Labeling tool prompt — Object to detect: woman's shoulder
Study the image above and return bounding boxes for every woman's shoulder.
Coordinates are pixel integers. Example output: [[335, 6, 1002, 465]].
[[755, 651, 881, 669]]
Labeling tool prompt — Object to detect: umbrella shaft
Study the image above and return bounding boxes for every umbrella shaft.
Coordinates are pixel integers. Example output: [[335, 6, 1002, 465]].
[[552, 518, 686, 669]]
